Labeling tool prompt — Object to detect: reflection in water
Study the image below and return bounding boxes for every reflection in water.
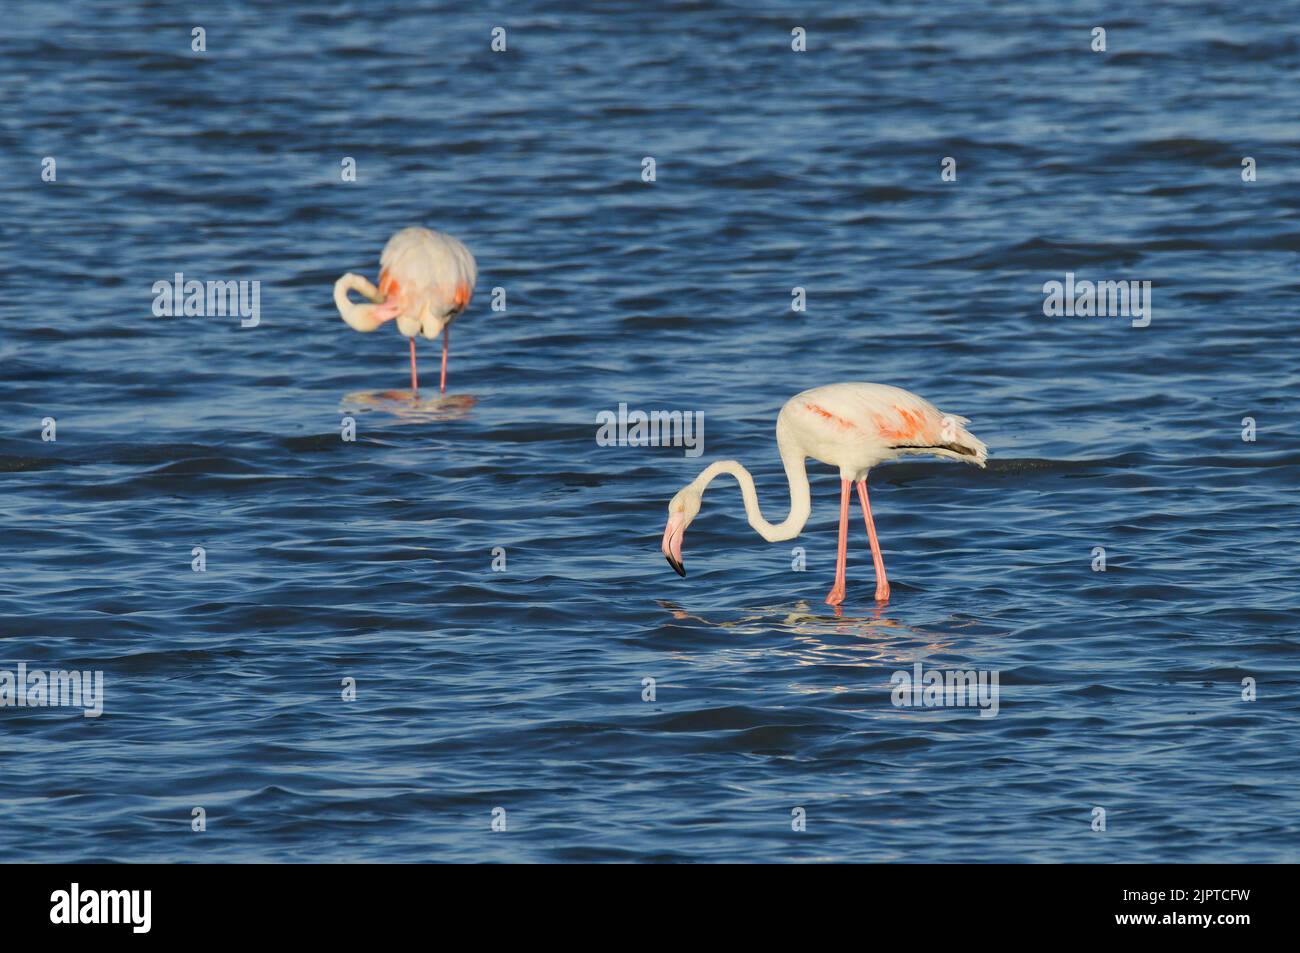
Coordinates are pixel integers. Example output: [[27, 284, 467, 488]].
[[341, 390, 478, 424], [655, 598, 1002, 671]]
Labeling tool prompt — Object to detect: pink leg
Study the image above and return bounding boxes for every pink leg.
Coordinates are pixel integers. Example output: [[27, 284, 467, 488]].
[[440, 326, 449, 394], [856, 478, 890, 602], [409, 337, 418, 394], [825, 479, 851, 606]]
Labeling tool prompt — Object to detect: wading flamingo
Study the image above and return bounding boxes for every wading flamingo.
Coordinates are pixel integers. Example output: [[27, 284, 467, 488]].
[[660, 382, 988, 606], [332, 227, 477, 395]]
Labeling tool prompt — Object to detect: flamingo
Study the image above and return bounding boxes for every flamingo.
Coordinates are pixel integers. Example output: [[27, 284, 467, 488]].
[[332, 226, 477, 395], [660, 382, 988, 606]]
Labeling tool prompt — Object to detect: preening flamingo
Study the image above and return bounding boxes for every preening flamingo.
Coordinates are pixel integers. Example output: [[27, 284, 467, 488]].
[[660, 382, 988, 606], [332, 226, 477, 395]]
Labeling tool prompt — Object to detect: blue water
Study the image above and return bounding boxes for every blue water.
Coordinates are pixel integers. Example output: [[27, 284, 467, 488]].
[[2, 1, 1298, 863]]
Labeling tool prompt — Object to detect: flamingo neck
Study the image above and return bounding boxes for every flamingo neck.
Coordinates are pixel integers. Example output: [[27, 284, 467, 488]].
[[333, 274, 379, 331], [333, 274, 358, 314], [692, 433, 810, 542]]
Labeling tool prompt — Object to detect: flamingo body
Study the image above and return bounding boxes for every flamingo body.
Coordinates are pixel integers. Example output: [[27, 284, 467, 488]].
[[781, 382, 987, 479], [376, 227, 477, 341], [333, 226, 477, 393], [661, 382, 987, 606]]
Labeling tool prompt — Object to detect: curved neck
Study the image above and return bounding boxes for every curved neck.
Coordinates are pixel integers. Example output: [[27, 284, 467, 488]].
[[333, 274, 382, 331], [692, 434, 810, 542]]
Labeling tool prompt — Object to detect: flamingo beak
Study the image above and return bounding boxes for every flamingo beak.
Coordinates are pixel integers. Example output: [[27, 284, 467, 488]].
[[661, 513, 686, 577], [372, 299, 401, 324]]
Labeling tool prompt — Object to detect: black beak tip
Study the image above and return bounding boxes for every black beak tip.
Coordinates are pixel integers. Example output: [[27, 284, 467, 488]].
[[665, 554, 686, 577]]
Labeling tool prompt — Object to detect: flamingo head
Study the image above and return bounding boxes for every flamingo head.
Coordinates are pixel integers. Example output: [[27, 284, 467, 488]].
[[661, 487, 701, 577]]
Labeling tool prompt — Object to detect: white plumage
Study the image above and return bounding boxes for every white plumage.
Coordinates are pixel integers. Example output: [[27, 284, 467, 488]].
[[332, 226, 477, 394], [781, 381, 987, 477], [660, 381, 987, 606], [377, 227, 478, 340]]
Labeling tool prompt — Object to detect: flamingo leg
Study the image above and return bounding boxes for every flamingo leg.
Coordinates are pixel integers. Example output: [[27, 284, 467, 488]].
[[856, 477, 890, 602], [409, 337, 418, 394], [440, 326, 450, 394], [825, 478, 851, 606]]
